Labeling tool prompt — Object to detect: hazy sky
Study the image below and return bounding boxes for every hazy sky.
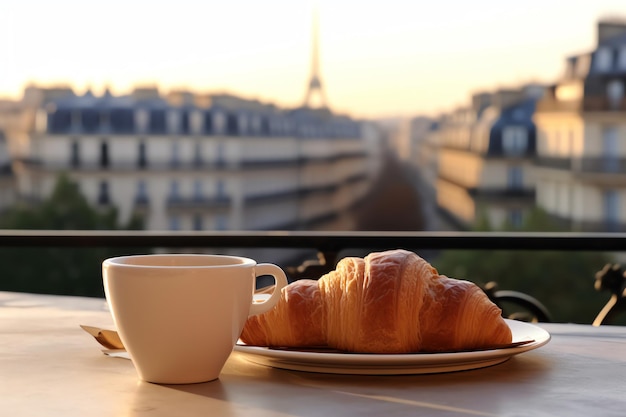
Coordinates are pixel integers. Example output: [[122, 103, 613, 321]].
[[1, 1, 625, 118]]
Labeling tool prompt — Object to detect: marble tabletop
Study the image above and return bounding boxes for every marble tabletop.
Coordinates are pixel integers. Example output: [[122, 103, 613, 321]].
[[1, 291, 626, 417]]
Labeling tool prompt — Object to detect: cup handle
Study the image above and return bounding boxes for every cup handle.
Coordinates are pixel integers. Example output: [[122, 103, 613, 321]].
[[248, 263, 288, 317]]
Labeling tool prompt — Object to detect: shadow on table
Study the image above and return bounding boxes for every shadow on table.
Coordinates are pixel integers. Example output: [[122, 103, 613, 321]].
[[132, 353, 554, 416]]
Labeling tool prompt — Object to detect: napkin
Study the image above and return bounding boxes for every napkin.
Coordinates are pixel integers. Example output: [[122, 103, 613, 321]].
[[81, 288, 276, 351], [80, 325, 125, 350]]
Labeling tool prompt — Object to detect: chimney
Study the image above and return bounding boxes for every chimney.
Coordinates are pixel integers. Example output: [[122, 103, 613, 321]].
[[597, 19, 626, 45]]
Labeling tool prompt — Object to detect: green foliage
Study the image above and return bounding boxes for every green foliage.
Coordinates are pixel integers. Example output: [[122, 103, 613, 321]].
[[432, 208, 613, 324], [0, 173, 149, 297]]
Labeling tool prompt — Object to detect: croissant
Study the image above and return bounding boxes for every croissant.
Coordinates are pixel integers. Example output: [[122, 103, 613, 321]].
[[241, 249, 512, 353]]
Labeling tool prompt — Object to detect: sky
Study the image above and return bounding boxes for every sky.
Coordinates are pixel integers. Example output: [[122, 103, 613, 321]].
[[1, 0, 625, 119]]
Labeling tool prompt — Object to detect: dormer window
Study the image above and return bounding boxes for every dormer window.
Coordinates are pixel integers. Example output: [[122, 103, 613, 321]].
[[203, 111, 213, 134], [250, 116, 261, 135], [502, 127, 528, 155], [167, 110, 180, 134], [190, 111, 203, 135], [149, 109, 166, 134], [595, 47, 613, 72], [81, 109, 99, 133], [607, 80, 624, 110], [213, 111, 226, 134], [226, 114, 238, 135], [237, 114, 248, 135], [512, 109, 526, 121], [135, 109, 149, 133]]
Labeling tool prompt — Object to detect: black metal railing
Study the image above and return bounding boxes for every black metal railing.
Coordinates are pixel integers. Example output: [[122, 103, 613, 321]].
[[0, 230, 624, 251], [1, 230, 625, 324]]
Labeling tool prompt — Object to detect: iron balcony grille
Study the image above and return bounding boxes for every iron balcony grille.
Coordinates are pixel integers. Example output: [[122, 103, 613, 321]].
[[0, 230, 623, 252]]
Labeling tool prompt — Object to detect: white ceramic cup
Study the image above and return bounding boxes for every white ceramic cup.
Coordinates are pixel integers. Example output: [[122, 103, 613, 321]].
[[102, 253, 287, 384]]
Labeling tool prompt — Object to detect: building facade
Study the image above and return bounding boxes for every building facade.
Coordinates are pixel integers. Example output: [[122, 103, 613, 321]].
[[6, 86, 375, 231], [433, 86, 542, 230], [534, 20, 626, 231]]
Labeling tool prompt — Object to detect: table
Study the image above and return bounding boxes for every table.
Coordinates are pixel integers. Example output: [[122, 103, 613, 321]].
[[2, 291, 626, 417]]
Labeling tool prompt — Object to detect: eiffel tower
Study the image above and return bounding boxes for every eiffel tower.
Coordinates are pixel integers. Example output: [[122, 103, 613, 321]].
[[302, 8, 328, 109]]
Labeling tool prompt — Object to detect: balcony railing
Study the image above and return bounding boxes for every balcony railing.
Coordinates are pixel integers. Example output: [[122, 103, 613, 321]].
[[535, 156, 626, 174], [0, 229, 623, 252], [535, 95, 626, 113], [166, 196, 232, 209], [1, 230, 625, 324]]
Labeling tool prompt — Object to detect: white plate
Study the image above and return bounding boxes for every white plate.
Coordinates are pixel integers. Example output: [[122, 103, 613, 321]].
[[233, 319, 550, 375]]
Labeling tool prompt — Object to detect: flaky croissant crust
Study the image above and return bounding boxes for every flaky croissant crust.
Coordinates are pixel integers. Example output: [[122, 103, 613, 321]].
[[241, 249, 512, 353]]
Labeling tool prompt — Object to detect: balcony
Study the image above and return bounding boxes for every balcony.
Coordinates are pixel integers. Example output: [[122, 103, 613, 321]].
[[468, 187, 535, 200], [535, 95, 626, 113], [535, 156, 626, 176], [2, 229, 626, 328], [166, 195, 231, 210], [547, 213, 626, 233]]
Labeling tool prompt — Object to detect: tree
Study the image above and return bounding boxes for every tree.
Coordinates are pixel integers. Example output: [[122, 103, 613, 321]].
[[0, 173, 148, 296], [432, 208, 614, 324]]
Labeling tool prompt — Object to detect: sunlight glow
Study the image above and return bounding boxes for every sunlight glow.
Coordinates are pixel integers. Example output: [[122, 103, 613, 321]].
[[1, 1, 625, 118]]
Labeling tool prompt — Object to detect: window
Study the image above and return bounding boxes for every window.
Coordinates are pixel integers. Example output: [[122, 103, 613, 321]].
[[602, 126, 619, 172], [216, 142, 226, 166], [507, 166, 523, 190], [100, 141, 109, 168], [226, 114, 238, 135], [260, 117, 270, 136], [595, 47, 612, 71], [138, 141, 147, 168], [215, 214, 228, 230], [98, 181, 110, 205], [190, 111, 203, 135], [502, 127, 528, 155], [135, 109, 149, 132], [167, 110, 180, 134], [508, 209, 523, 228], [70, 140, 80, 168], [193, 179, 203, 201], [81, 109, 99, 133], [604, 190, 620, 231], [213, 111, 226, 134], [193, 142, 203, 166], [170, 141, 180, 168], [49, 109, 71, 133], [110, 108, 134, 133], [149, 109, 166, 134], [250, 115, 261, 135], [216, 179, 226, 198], [607, 80, 624, 110], [180, 110, 190, 134], [238, 114, 248, 135], [192, 214, 203, 230], [169, 180, 180, 201], [619, 46, 626, 70], [512, 109, 526, 121], [168, 215, 181, 231], [136, 180, 148, 204], [203, 111, 213, 134]]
